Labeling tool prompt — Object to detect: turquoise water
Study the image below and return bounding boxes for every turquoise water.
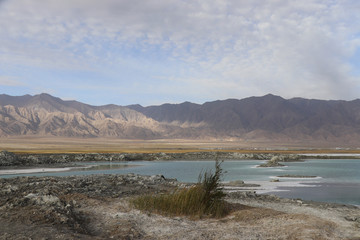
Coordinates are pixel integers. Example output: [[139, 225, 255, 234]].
[[1, 159, 359, 206], [267, 159, 360, 205], [0, 160, 286, 181]]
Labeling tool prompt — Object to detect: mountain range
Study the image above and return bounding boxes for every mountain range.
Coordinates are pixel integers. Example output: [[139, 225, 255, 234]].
[[1, 93, 360, 143]]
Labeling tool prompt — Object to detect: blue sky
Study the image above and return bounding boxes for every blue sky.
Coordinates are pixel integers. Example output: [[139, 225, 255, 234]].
[[1, 0, 360, 106]]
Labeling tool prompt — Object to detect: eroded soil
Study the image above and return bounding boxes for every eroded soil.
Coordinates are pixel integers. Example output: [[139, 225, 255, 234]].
[[0, 174, 359, 240]]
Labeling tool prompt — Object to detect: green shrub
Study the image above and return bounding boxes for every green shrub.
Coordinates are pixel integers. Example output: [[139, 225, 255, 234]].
[[198, 160, 227, 217], [131, 160, 228, 218]]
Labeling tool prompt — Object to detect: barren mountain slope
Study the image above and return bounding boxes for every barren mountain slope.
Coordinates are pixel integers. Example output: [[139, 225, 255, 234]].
[[0, 94, 171, 138], [129, 94, 360, 142], [2, 93, 360, 142]]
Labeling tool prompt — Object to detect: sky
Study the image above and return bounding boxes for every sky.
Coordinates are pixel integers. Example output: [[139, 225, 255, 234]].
[[1, 0, 360, 106]]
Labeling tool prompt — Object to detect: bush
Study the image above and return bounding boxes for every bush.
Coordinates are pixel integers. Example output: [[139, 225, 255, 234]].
[[131, 160, 228, 218]]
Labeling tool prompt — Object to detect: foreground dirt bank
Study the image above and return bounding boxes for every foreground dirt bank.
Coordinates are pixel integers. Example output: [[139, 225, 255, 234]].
[[0, 174, 359, 240]]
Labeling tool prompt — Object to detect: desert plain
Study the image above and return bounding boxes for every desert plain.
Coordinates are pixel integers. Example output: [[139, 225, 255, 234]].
[[1, 136, 360, 154], [0, 137, 360, 240]]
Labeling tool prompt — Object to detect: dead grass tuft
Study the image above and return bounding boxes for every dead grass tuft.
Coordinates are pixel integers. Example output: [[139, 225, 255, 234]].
[[131, 160, 229, 218]]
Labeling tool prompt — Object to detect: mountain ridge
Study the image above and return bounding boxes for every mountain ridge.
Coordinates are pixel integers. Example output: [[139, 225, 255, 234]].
[[1, 93, 360, 143]]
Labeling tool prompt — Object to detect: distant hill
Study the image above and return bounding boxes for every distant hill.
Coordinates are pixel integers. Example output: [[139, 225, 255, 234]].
[[0, 93, 171, 139], [128, 94, 360, 142], [1, 93, 360, 143]]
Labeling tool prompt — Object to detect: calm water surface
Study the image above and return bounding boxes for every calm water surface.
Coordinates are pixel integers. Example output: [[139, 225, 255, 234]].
[[1, 159, 359, 206]]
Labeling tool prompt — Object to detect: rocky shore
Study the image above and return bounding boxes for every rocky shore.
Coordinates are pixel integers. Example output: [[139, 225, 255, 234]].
[[257, 155, 303, 167], [0, 174, 181, 239], [0, 173, 359, 239], [276, 174, 318, 178], [1, 151, 360, 239], [0, 150, 303, 167]]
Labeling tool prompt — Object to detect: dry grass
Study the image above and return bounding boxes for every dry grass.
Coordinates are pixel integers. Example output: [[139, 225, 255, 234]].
[[131, 185, 228, 218], [1, 136, 360, 154], [132, 160, 228, 218]]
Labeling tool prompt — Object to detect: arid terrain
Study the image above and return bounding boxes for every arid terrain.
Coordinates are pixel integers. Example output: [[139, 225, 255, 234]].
[[1, 137, 360, 154], [1, 137, 360, 239], [0, 173, 359, 240]]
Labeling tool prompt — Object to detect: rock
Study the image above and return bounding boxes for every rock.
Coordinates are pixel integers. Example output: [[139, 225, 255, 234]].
[[247, 191, 257, 197], [272, 154, 303, 162], [150, 174, 166, 182], [225, 180, 245, 186], [0, 151, 19, 166], [345, 216, 359, 222], [270, 179, 280, 182], [227, 191, 251, 199], [2, 152, 304, 166], [2, 184, 19, 193], [277, 175, 317, 178], [25, 193, 62, 207], [258, 156, 285, 167], [257, 154, 303, 168]]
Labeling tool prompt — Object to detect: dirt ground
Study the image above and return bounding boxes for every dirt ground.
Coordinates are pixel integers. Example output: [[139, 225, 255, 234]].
[[0, 174, 359, 240], [1, 136, 360, 154]]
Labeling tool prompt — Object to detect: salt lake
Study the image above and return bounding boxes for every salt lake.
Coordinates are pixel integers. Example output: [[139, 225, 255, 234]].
[[1, 159, 359, 206]]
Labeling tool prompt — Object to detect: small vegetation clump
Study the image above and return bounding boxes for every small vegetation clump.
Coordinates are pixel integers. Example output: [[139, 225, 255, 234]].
[[131, 160, 228, 218]]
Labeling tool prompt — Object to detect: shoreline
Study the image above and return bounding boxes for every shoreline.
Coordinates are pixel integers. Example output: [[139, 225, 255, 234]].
[[0, 163, 139, 176], [0, 165, 93, 175], [1, 151, 360, 208], [1, 150, 360, 168], [1, 164, 358, 207], [0, 173, 359, 239]]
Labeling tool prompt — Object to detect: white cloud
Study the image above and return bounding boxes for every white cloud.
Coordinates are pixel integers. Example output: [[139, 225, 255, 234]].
[[0, 76, 25, 86], [0, 0, 360, 103]]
